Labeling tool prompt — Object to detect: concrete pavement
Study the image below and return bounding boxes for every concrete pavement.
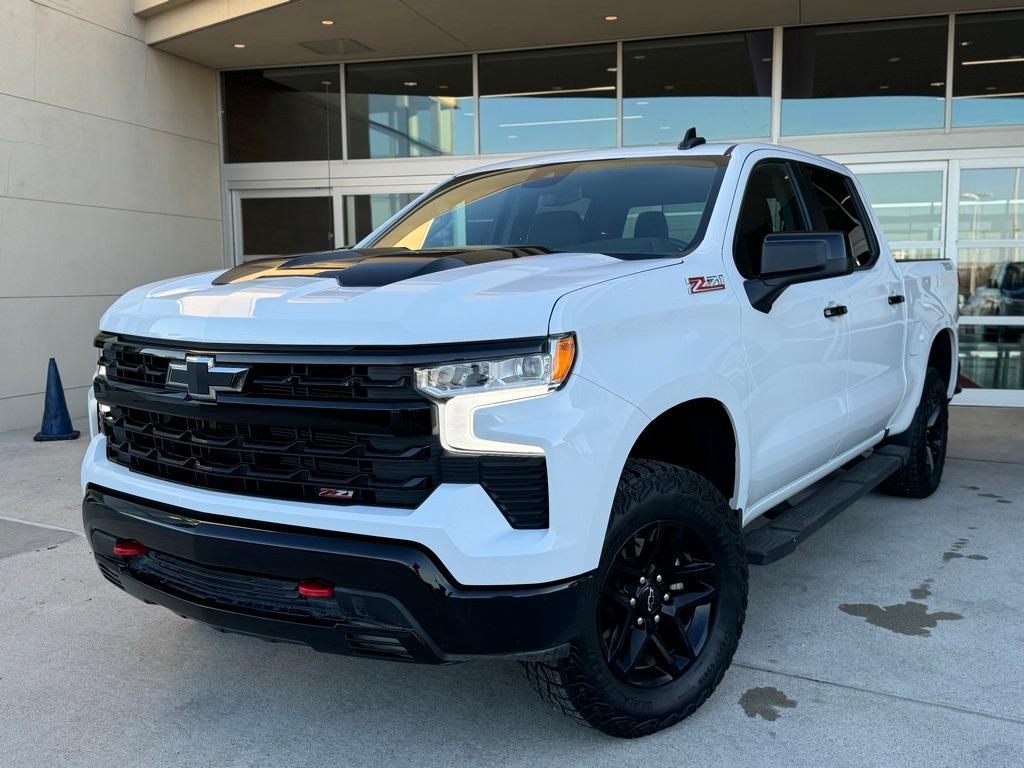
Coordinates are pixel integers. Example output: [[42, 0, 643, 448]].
[[1, 408, 1022, 767]]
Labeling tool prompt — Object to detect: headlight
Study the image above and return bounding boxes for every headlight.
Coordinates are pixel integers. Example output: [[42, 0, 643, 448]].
[[415, 335, 576, 399]]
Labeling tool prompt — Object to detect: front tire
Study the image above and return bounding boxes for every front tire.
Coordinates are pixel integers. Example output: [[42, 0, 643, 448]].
[[521, 459, 747, 738], [881, 367, 949, 499]]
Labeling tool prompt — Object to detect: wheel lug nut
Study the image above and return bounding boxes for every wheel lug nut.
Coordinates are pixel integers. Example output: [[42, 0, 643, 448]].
[[663, 593, 671, 602], [637, 617, 645, 626], [629, 597, 636, 606], [654, 615, 661, 624], [656, 575, 663, 583], [639, 577, 647, 585]]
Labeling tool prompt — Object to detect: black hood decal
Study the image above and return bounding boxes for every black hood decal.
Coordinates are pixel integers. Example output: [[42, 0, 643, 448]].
[[212, 247, 554, 288]]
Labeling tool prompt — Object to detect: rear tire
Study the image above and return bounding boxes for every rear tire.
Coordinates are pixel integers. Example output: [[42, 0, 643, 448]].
[[521, 459, 747, 738], [881, 367, 948, 499]]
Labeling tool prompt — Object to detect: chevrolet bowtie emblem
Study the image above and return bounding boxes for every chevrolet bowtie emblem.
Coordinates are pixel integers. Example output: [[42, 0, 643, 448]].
[[166, 355, 249, 401]]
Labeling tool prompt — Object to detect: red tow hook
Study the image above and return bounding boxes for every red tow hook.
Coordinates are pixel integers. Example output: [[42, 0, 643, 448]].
[[113, 539, 148, 557], [297, 579, 335, 598]]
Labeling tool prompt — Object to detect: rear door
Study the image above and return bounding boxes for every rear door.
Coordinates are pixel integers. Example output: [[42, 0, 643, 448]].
[[797, 163, 907, 449], [729, 154, 850, 507]]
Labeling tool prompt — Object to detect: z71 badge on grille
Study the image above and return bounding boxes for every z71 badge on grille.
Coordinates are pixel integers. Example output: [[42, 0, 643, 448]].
[[687, 275, 726, 294]]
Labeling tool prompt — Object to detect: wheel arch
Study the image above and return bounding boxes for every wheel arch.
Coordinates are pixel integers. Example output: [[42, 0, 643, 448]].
[[927, 326, 957, 399], [625, 397, 741, 507]]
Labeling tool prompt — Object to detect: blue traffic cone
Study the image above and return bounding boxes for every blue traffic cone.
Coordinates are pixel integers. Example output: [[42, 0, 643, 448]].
[[33, 358, 80, 441]]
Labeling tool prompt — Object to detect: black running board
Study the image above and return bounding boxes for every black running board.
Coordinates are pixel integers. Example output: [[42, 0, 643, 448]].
[[745, 445, 910, 566]]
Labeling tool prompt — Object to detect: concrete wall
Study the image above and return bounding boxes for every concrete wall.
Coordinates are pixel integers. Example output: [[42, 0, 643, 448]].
[[0, 0, 223, 432]]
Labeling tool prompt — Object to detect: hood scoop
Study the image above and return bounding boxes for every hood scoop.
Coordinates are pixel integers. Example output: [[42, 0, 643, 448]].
[[212, 246, 553, 288]]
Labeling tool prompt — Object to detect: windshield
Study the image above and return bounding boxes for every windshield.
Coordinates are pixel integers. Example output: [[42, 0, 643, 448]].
[[367, 156, 726, 258]]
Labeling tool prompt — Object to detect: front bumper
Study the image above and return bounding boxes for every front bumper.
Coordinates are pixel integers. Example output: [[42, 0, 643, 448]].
[[83, 486, 594, 663]]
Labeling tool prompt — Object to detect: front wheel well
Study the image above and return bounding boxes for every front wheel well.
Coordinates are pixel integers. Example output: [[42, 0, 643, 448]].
[[627, 399, 737, 502]]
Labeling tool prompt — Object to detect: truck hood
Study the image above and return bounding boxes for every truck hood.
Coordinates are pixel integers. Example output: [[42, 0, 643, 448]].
[[99, 248, 672, 346]]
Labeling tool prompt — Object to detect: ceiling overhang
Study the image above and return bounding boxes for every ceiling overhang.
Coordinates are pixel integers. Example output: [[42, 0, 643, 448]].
[[142, 0, 1024, 70]]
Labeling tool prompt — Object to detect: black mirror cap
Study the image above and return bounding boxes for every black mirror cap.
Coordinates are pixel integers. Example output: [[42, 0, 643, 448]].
[[760, 232, 850, 279], [745, 232, 855, 313]]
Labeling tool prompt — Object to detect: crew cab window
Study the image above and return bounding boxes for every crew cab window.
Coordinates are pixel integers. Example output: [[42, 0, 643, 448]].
[[733, 161, 809, 278], [802, 165, 878, 268]]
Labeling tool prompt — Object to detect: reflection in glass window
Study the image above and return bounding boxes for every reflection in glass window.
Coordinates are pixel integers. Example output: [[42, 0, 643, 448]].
[[958, 248, 1024, 317], [345, 193, 419, 244], [959, 325, 1024, 390], [479, 45, 616, 154], [369, 157, 725, 256], [782, 18, 947, 136], [240, 196, 334, 257], [345, 57, 473, 159], [953, 11, 1024, 128], [856, 171, 944, 243], [959, 168, 1024, 240], [623, 32, 772, 144], [222, 67, 341, 163]]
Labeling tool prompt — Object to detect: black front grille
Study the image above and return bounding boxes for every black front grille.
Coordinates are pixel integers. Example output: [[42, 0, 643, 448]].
[[103, 404, 440, 509], [99, 340, 418, 402], [96, 335, 550, 527]]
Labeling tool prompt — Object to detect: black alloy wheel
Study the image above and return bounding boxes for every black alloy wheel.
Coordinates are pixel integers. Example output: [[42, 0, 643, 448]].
[[599, 521, 717, 688]]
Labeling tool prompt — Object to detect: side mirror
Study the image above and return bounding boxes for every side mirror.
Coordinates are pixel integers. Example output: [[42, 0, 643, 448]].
[[745, 232, 854, 313]]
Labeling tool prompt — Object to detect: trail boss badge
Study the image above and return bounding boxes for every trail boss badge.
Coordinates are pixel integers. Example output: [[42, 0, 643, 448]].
[[687, 275, 726, 294]]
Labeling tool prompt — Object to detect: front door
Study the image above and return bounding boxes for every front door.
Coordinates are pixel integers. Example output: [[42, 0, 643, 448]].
[[730, 155, 851, 508]]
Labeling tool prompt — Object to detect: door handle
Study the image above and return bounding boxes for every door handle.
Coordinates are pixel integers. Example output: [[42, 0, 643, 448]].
[[823, 305, 848, 318], [888, 294, 906, 305]]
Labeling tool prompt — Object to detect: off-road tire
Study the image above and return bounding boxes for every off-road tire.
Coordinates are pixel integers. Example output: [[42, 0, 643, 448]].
[[521, 459, 747, 738], [881, 366, 948, 498]]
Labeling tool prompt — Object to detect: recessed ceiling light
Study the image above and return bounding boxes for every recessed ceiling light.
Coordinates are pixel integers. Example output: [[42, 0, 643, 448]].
[[960, 40, 972, 46], [321, 19, 334, 25], [633, 55, 645, 60], [888, 56, 901, 63], [761, 57, 772, 62], [663, 84, 675, 91], [320, 80, 333, 86], [931, 81, 945, 87], [985, 85, 997, 91], [404, 81, 418, 87], [879, 84, 890, 90], [606, 66, 618, 72], [604, 15, 619, 21], [233, 43, 246, 48], [439, 84, 449, 89]]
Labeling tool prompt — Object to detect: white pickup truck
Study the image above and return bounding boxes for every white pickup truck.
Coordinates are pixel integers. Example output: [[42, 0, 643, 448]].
[[82, 138, 958, 737]]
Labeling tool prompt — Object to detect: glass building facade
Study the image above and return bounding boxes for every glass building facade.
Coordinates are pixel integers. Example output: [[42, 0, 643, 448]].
[[220, 9, 1024, 405]]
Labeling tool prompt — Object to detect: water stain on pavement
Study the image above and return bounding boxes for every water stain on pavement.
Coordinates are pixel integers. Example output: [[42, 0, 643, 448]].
[[839, 600, 962, 636], [739, 687, 797, 721], [910, 578, 933, 599], [942, 536, 988, 562]]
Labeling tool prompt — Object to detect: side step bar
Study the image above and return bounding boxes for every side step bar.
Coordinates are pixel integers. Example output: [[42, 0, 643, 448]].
[[745, 445, 910, 566]]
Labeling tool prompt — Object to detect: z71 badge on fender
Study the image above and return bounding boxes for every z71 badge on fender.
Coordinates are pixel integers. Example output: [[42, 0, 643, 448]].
[[688, 275, 726, 294]]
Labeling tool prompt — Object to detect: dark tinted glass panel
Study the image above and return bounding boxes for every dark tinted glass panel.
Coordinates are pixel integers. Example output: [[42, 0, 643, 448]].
[[479, 45, 616, 154], [801, 165, 876, 266], [734, 162, 809, 278], [240, 197, 334, 257], [959, 325, 1024, 389], [623, 31, 772, 144], [344, 193, 419, 243], [223, 67, 341, 163], [958, 248, 1024, 317], [953, 11, 1024, 127], [346, 57, 473, 159], [782, 18, 947, 135], [370, 157, 724, 256]]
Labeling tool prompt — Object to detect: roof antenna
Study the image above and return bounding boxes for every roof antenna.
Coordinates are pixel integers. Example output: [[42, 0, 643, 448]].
[[678, 126, 706, 150]]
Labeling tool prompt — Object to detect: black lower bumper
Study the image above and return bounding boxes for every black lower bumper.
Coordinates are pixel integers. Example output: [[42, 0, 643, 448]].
[[83, 486, 593, 663]]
